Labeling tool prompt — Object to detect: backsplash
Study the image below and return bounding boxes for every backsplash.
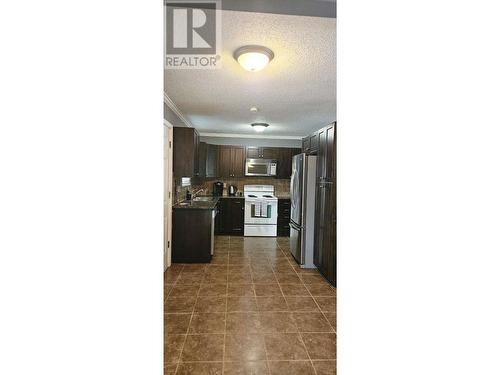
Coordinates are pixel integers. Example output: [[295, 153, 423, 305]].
[[173, 177, 290, 204]]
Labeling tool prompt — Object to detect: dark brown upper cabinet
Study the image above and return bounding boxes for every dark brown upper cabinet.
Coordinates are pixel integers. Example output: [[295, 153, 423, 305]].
[[198, 141, 207, 178], [302, 132, 319, 155], [218, 145, 245, 178], [246, 147, 278, 159], [276, 148, 302, 179], [173, 127, 200, 178], [205, 143, 219, 178], [197, 142, 218, 178]]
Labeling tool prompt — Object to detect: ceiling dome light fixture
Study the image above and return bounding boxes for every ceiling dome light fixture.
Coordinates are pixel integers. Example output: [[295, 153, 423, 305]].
[[234, 45, 274, 72], [251, 123, 269, 132]]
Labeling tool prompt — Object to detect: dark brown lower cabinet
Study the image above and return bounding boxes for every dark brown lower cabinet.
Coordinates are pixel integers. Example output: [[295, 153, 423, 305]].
[[215, 198, 244, 235], [277, 198, 291, 236], [314, 183, 336, 284], [172, 208, 213, 263]]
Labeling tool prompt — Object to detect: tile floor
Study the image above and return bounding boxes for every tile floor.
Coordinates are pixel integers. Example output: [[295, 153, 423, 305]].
[[164, 236, 336, 375]]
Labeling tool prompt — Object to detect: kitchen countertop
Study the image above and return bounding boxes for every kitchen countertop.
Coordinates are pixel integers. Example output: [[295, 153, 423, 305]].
[[172, 195, 246, 210], [173, 194, 291, 209], [173, 197, 219, 210]]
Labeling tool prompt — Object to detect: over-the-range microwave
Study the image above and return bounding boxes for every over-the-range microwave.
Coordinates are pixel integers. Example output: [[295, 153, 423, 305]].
[[245, 159, 277, 177]]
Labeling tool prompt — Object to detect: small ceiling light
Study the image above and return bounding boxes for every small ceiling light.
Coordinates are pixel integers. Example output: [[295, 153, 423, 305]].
[[234, 45, 274, 72], [251, 123, 269, 132], [250, 106, 259, 112]]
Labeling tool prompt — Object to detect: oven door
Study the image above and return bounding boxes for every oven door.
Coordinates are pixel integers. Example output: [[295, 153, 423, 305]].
[[245, 159, 270, 176], [245, 199, 277, 224]]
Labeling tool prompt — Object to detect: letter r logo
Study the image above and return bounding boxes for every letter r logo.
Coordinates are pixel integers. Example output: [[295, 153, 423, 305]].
[[172, 7, 211, 49]]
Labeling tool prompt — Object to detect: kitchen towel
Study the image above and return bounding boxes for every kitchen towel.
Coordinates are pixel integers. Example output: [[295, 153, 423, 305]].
[[254, 202, 261, 217]]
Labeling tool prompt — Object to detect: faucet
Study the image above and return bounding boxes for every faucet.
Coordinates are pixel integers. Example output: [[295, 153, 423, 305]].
[[193, 188, 205, 198]]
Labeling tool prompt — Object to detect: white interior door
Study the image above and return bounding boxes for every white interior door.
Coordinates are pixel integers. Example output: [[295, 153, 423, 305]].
[[164, 121, 173, 270]]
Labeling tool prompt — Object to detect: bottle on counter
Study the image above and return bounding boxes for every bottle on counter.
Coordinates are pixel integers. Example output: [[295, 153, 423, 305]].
[[186, 190, 192, 201]]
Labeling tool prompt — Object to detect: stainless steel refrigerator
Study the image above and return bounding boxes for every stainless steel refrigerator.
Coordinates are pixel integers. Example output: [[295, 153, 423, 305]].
[[289, 153, 317, 268]]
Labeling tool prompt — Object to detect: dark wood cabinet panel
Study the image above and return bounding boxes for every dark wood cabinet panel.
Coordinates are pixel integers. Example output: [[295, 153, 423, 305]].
[[302, 136, 310, 153], [172, 208, 213, 263], [276, 148, 301, 179], [309, 132, 319, 154], [316, 128, 327, 180], [218, 146, 245, 178], [313, 122, 336, 286], [246, 147, 261, 159], [232, 146, 246, 178], [198, 142, 207, 178], [276, 148, 292, 179], [216, 198, 244, 235], [326, 126, 335, 181], [218, 146, 232, 178], [206, 144, 218, 178], [173, 127, 200, 178], [277, 198, 291, 236], [261, 147, 278, 159], [246, 147, 278, 159]]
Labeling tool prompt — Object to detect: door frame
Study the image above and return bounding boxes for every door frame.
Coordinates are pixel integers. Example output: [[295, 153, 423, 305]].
[[164, 120, 174, 271]]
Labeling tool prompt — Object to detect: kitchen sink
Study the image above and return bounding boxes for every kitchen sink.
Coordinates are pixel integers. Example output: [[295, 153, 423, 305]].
[[192, 196, 214, 202]]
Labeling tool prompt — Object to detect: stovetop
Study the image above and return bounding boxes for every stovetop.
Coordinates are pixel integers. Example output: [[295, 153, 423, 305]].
[[243, 185, 277, 200]]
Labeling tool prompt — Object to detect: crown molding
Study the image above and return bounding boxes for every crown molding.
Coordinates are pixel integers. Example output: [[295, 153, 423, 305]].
[[199, 132, 303, 140], [163, 92, 193, 128]]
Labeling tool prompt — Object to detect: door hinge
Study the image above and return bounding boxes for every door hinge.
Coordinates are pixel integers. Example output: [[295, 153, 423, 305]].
[[167, 240, 170, 248], [168, 191, 171, 199], [169, 141, 172, 148]]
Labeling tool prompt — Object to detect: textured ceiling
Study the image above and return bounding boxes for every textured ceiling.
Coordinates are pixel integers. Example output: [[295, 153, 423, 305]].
[[164, 10, 336, 137]]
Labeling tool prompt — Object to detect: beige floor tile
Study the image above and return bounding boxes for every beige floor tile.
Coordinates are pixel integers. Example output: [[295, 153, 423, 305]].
[[256, 296, 288, 311], [223, 361, 269, 375], [253, 283, 282, 296], [279, 283, 310, 296], [226, 312, 262, 333], [224, 333, 267, 362], [164, 313, 191, 335], [268, 361, 315, 375], [176, 362, 223, 375], [227, 284, 255, 297], [165, 297, 196, 313], [313, 360, 336, 375], [292, 312, 333, 333], [259, 312, 298, 333], [189, 313, 226, 334], [164, 334, 185, 364], [264, 333, 309, 360], [227, 296, 258, 312], [199, 283, 228, 297], [285, 297, 320, 312], [181, 334, 225, 362], [301, 333, 336, 360], [195, 296, 227, 313]]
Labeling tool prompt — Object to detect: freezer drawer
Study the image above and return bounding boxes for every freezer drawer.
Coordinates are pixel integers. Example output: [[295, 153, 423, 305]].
[[289, 222, 302, 264]]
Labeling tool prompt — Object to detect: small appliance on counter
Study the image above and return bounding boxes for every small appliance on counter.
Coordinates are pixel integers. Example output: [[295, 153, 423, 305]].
[[228, 185, 238, 196], [213, 181, 223, 196]]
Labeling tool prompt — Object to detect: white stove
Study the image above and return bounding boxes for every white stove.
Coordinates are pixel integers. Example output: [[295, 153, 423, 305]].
[[244, 185, 278, 237]]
